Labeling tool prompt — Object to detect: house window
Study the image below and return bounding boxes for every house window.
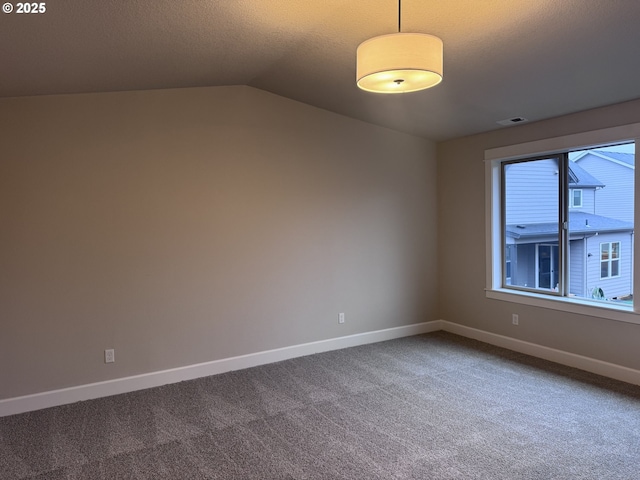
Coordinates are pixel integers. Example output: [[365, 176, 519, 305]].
[[600, 242, 621, 278], [570, 189, 582, 208], [505, 245, 513, 285], [486, 130, 637, 319]]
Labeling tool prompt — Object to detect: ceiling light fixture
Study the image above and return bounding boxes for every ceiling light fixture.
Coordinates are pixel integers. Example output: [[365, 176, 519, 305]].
[[356, 0, 443, 94]]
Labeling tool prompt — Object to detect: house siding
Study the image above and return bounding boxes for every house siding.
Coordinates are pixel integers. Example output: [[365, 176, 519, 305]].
[[505, 158, 558, 225], [569, 188, 595, 214], [584, 232, 633, 299], [575, 154, 634, 223], [569, 239, 584, 296]]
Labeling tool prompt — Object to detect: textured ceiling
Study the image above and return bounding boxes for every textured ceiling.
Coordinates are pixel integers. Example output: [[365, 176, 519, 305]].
[[2, 0, 640, 141]]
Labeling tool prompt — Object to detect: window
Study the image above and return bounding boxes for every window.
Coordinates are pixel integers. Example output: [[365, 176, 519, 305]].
[[505, 245, 513, 285], [600, 242, 621, 279], [501, 147, 632, 300], [485, 124, 639, 322], [570, 189, 582, 208], [502, 157, 560, 292]]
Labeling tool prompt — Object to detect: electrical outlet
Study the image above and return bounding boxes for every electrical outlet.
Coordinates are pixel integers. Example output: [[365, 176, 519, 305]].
[[338, 313, 345, 324], [512, 314, 519, 326], [105, 349, 115, 363]]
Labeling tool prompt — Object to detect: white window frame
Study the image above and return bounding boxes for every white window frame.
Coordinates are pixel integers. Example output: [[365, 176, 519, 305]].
[[485, 123, 640, 325], [600, 241, 621, 279], [570, 189, 583, 208]]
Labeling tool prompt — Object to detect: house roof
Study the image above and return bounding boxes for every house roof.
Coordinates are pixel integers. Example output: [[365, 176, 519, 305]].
[[568, 162, 604, 188], [506, 212, 633, 239], [572, 150, 635, 168], [593, 151, 635, 167]]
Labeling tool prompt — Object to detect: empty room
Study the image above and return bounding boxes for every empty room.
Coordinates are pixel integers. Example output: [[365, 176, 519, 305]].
[[2, 1, 640, 478]]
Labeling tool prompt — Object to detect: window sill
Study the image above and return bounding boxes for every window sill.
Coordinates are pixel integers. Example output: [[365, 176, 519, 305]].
[[486, 288, 640, 325]]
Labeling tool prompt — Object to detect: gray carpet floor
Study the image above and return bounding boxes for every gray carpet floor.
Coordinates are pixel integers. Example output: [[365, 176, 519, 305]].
[[1, 331, 640, 479]]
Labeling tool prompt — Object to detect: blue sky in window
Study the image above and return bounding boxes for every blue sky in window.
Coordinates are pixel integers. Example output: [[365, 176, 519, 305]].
[[598, 142, 635, 154]]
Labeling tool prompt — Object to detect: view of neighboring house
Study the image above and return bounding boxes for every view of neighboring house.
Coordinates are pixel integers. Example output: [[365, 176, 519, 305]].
[[572, 150, 635, 223], [504, 149, 634, 301]]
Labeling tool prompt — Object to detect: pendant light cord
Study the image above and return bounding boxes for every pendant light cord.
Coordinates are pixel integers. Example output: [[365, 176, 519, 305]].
[[398, 0, 402, 32]]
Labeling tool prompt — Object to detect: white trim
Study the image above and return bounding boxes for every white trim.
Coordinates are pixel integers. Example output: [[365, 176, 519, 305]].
[[485, 288, 640, 324], [440, 320, 640, 386], [599, 241, 621, 279], [485, 159, 502, 290], [0, 321, 441, 418]]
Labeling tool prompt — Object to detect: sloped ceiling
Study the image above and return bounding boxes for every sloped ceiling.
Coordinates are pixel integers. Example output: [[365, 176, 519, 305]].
[[2, 0, 640, 141]]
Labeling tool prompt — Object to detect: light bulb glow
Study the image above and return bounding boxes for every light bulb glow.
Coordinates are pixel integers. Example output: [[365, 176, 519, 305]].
[[356, 33, 443, 94]]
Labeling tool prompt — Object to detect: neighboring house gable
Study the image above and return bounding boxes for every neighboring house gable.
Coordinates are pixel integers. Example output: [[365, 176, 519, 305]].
[[573, 151, 634, 223], [568, 161, 603, 214], [505, 160, 604, 226]]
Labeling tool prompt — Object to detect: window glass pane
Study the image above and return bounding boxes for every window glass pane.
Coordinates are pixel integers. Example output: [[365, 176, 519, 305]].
[[601, 261, 609, 279], [568, 143, 634, 303], [612, 260, 620, 277], [612, 242, 620, 259], [503, 158, 559, 291], [571, 189, 582, 207]]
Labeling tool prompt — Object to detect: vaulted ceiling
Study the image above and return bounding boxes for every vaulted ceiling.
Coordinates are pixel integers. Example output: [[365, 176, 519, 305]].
[[3, 0, 640, 141]]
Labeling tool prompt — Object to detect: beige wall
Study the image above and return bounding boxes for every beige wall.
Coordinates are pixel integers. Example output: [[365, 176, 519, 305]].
[[0, 86, 438, 399], [438, 99, 640, 370]]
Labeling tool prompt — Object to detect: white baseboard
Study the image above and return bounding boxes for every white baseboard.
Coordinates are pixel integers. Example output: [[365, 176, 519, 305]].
[[4, 319, 638, 418], [0, 321, 441, 418], [439, 320, 640, 386]]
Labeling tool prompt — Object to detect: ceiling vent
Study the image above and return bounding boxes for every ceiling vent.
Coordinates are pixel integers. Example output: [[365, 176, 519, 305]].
[[497, 117, 528, 126]]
